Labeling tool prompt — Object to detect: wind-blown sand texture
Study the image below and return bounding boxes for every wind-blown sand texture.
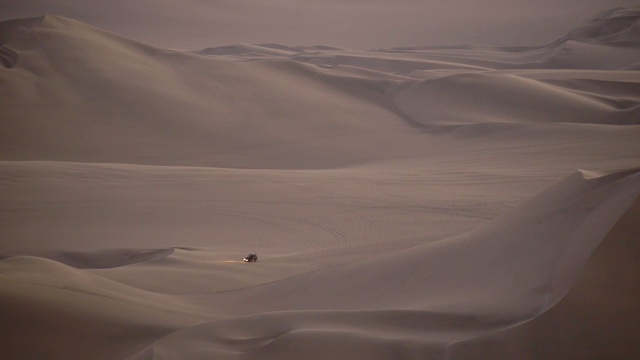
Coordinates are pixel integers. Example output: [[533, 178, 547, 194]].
[[1, 7, 640, 360]]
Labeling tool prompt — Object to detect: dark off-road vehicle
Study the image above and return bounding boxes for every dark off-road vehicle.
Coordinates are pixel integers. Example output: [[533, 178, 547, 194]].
[[243, 253, 258, 262]]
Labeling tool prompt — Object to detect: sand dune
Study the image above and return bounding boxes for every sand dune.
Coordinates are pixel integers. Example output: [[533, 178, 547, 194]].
[[2, 14, 640, 168], [561, 7, 640, 44], [0, 256, 211, 360], [1, 7, 640, 360], [451, 187, 640, 359], [1, 15, 413, 168], [198, 169, 640, 314], [42, 247, 177, 269], [116, 169, 640, 360], [391, 73, 640, 126]]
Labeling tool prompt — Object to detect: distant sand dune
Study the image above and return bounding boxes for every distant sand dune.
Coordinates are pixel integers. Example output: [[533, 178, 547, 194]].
[[1, 12, 639, 168], [391, 73, 640, 126]]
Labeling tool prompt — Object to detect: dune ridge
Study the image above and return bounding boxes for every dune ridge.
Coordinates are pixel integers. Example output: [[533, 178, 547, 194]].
[[40, 247, 177, 269]]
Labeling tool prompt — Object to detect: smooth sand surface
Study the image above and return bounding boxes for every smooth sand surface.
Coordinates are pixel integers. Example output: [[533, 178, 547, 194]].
[[1, 8, 640, 360]]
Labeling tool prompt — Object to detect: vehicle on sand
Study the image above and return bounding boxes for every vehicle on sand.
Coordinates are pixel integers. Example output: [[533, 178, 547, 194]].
[[243, 253, 258, 262]]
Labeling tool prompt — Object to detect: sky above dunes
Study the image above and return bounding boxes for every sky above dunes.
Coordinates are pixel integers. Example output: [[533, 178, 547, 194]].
[[2, 1, 639, 50]]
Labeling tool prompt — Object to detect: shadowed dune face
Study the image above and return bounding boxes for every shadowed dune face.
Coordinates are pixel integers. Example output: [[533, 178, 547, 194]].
[[1, 7, 640, 360], [450, 190, 640, 360], [0, 17, 42, 68], [0, 46, 18, 69], [0, 256, 212, 360]]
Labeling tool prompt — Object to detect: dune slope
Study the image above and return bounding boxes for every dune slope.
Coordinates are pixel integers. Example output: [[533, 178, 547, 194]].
[[0, 256, 211, 360], [451, 185, 640, 360], [135, 169, 640, 359]]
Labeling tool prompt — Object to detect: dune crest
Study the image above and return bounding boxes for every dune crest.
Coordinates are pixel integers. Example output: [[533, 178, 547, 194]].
[[42, 247, 176, 269]]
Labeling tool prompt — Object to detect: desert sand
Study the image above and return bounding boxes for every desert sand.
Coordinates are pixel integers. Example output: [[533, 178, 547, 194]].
[[1, 7, 640, 360]]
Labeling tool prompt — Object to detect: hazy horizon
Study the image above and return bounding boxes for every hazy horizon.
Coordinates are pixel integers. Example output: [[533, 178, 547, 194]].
[[3, 0, 639, 50]]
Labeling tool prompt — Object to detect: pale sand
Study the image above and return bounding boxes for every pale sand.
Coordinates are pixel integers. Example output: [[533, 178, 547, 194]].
[[1, 8, 640, 360]]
